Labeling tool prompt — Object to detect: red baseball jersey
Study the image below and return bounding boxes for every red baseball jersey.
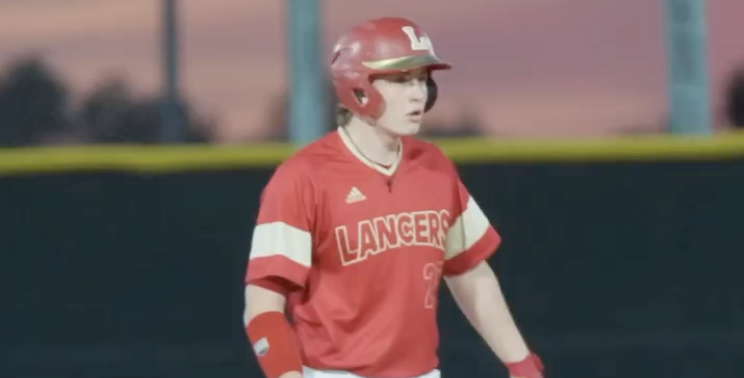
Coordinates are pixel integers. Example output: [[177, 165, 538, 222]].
[[245, 129, 501, 377]]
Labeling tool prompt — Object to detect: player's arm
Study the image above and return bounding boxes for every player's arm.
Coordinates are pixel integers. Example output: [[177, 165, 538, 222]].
[[445, 263, 543, 377], [244, 286, 301, 378], [442, 177, 544, 378], [243, 164, 315, 378]]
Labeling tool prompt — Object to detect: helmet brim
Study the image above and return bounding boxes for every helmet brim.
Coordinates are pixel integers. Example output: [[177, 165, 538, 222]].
[[361, 54, 451, 72]]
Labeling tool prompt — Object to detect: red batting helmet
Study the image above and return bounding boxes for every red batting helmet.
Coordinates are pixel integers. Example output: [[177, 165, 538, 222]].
[[330, 17, 452, 120]]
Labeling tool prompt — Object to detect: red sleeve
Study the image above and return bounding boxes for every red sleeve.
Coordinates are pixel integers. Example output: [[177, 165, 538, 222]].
[[249, 277, 295, 297], [245, 162, 316, 290], [443, 172, 501, 277]]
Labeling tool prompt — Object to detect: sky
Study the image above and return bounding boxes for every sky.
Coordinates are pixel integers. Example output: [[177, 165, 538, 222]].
[[0, 0, 741, 142]]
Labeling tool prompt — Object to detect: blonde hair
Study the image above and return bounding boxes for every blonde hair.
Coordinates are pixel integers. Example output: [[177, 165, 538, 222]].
[[336, 89, 366, 127], [336, 106, 354, 127]]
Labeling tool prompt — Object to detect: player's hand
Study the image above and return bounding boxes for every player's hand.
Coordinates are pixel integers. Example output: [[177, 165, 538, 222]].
[[506, 353, 544, 378]]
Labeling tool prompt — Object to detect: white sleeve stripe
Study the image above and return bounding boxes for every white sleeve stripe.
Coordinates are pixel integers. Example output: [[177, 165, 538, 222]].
[[445, 196, 491, 259], [249, 221, 312, 267]]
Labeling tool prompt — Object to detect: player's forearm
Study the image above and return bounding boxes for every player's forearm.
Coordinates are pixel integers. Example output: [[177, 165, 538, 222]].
[[445, 262, 531, 363], [244, 284, 304, 378]]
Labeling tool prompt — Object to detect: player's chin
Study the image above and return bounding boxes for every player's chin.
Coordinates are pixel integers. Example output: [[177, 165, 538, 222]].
[[395, 120, 422, 136]]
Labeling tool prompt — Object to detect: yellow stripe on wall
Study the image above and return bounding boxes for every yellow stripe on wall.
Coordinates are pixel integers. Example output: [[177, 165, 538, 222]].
[[1, 134, 743, 175]]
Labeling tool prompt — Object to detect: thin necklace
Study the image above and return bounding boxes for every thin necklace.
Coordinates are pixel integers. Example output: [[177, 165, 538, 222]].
[[341, 127, 401, 169]]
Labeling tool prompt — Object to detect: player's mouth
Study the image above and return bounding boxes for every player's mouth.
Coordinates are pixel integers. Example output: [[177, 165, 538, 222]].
[[407, 110, 423, 121]]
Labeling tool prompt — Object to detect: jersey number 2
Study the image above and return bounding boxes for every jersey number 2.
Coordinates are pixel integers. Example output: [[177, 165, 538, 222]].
[[423, 262, 443, 309]]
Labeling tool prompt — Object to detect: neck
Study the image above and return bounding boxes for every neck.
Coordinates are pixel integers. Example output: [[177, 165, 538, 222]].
[[342, 118, 401, 166]]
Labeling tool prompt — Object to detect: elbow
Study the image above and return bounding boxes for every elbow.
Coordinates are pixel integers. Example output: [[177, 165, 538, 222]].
[[244, 283, 288, 325], [445, 261, 500, 300]]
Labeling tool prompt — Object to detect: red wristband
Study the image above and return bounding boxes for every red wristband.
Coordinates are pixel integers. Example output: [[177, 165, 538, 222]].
[[246, 311, 303, 378], [506, 353, 543, 378]]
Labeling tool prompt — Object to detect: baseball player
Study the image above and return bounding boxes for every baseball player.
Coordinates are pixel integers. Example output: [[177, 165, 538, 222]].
[[244, 17, 544, 378]]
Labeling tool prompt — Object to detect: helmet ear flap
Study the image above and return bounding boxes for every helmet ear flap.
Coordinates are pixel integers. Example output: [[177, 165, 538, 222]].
[[333, 73, 386, 120], [424, 77, 438, 113]]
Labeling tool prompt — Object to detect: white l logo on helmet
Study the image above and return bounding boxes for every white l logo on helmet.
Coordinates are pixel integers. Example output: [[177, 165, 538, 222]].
[[401, 26, 435, 54]]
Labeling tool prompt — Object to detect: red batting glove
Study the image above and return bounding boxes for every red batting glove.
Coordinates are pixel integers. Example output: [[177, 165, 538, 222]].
[[506, 353, 544, 378]]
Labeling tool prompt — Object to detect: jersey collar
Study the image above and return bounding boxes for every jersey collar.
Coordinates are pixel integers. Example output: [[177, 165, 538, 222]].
[[337, 127, 403, 177]]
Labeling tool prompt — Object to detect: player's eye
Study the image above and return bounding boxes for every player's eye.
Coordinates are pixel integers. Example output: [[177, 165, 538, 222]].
[[393, 74, 426, 84], [391, 75, 410, 83]]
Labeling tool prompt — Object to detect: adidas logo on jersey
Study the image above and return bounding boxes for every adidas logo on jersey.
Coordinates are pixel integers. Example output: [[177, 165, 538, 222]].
[[345, 187, 366, 204]]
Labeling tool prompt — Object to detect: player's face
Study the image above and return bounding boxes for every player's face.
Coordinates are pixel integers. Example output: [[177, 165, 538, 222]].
[[371, 68, 429, 136]]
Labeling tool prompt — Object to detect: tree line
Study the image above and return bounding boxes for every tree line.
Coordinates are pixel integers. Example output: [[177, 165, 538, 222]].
[[0, 55, 742, 147]]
